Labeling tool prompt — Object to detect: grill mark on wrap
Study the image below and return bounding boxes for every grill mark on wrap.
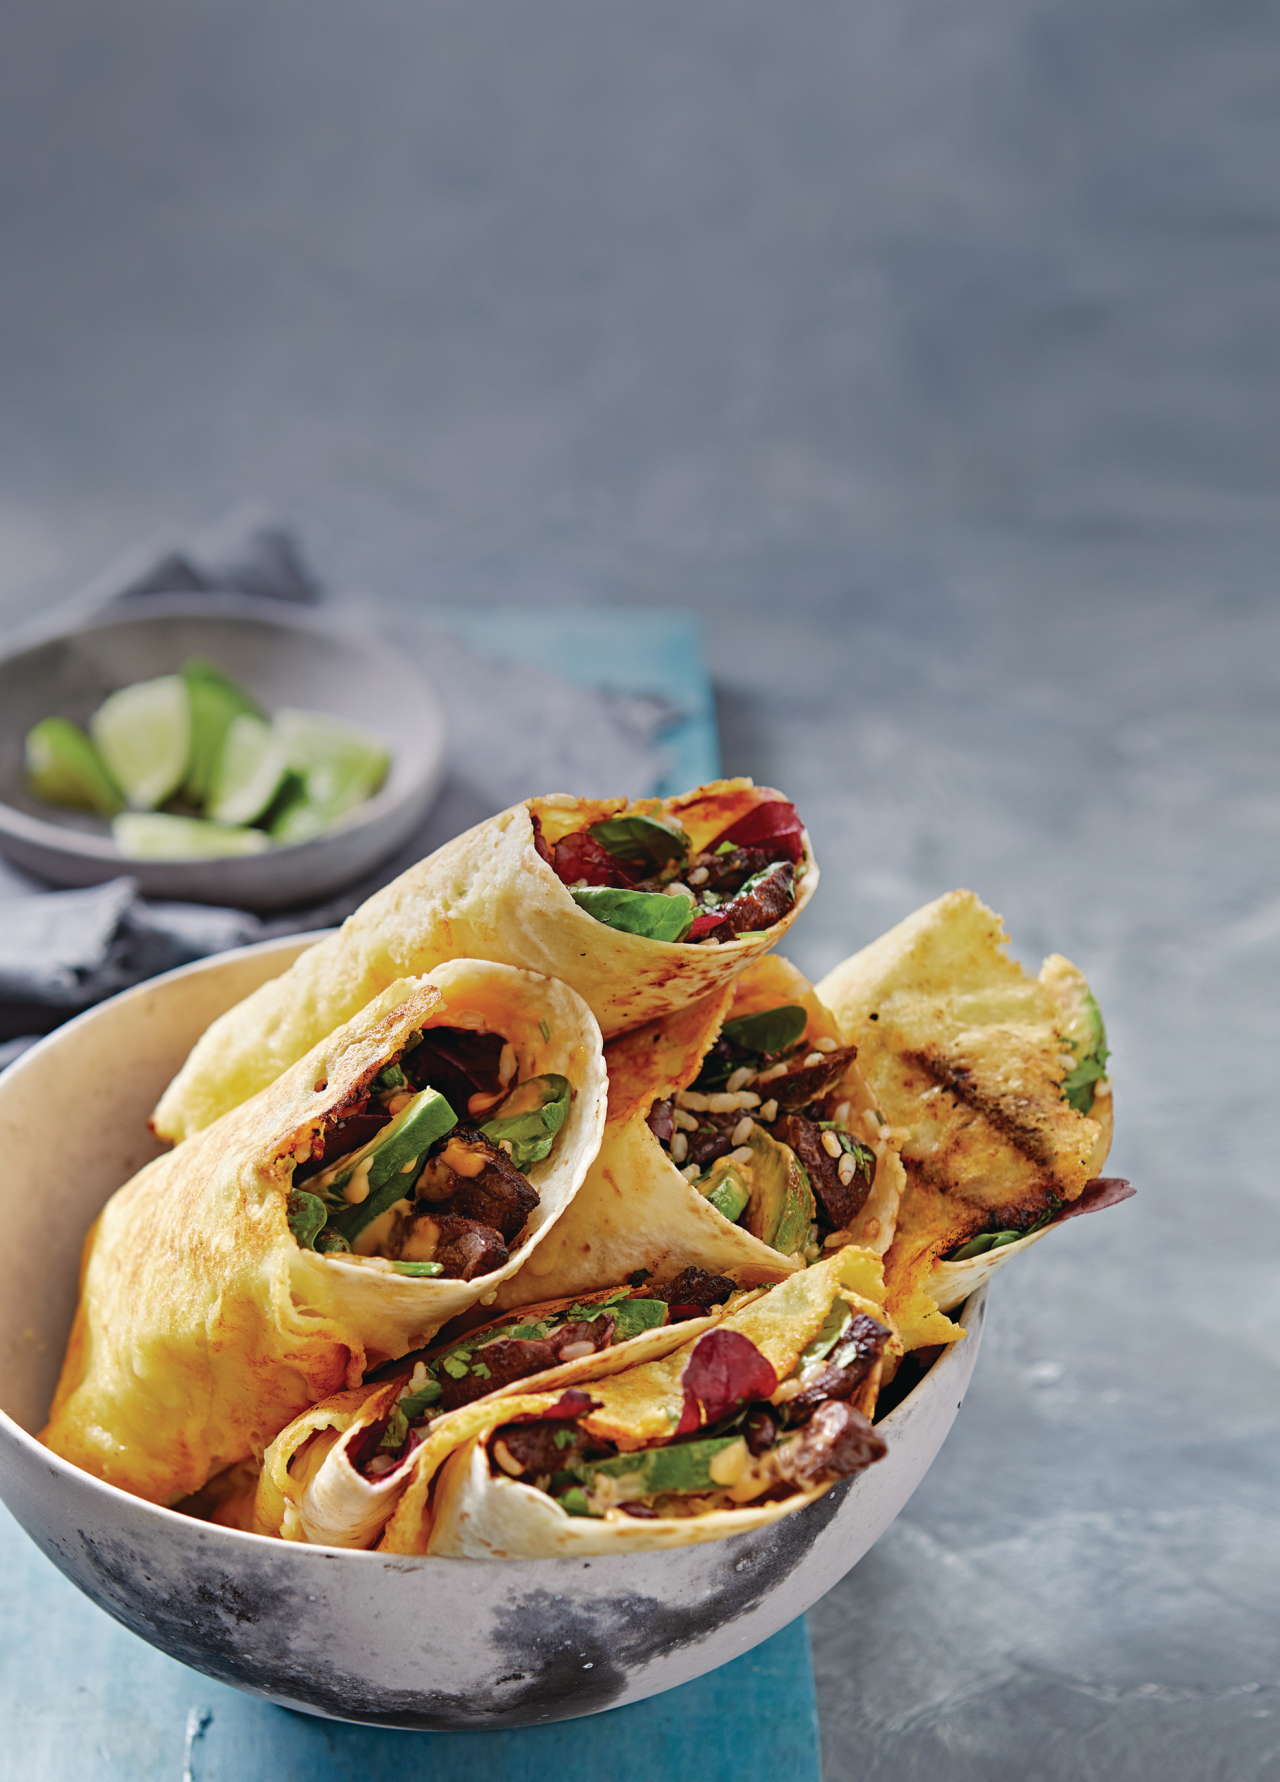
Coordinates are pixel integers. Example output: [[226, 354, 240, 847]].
[[906, 1048, 1059, 1171]]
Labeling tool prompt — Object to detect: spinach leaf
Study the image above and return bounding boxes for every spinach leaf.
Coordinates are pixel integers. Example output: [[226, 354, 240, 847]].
[[587, 813, 689, 872], [720, 1004, 808, 1057], [1062, 1043, 1111, 1115], [948, 1201, 1061, 1261], [480, 1073, 572, 1169], [286, 1190, 328, 1251], [570, 886, 695, 942]]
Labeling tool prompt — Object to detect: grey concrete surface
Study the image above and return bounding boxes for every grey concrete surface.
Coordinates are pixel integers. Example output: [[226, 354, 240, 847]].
[[0, 3, 1277, 1776]]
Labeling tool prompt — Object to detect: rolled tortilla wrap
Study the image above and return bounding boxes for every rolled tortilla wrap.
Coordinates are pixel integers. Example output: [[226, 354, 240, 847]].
[[42, 962, 606, 1505], [253, 1277, 750, 1547], [817, 891, 1117, 1352], [497, 954, 905, 1307], [152, 779, 818, 1144], [385, 1246, 896, 1558]]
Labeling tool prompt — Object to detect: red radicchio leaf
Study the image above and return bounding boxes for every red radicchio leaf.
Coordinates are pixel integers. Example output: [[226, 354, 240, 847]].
[[709, 796, 804, 863], [529, 809, 555, 867], [552, 831, 640, 888], [687, 911, 729, 940], [1057, 1177, 1135, 1221], [540, 1389, 599, 1420], [676, 1329, 778, 1435]]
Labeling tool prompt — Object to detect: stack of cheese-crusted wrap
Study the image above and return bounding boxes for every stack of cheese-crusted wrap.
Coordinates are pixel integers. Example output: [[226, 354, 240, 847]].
[[43, 776, 1129, 1557]]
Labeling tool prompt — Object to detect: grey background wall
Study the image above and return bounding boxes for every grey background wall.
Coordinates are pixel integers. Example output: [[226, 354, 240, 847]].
[[1, 4, 1277, 1776]]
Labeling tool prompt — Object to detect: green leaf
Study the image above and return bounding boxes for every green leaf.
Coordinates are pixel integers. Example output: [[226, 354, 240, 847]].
[[570, 886, 695, 942], [539, 1019, 551, 1042], [389, 1260, 444, 1277], [587, 813, 689, 871], [720, 1004, 809, 1057], [800, 1301, 852, 1366], [315, 1230, 350, 1255], [286, 1190, 328, 1251], [480, 1074, 572, 1169], [443, 1355, 471, 1379], [947, 1200, 1062, 1261], [371, 1062, 407, 1096], [1062, 1046, 1111, 1115], [379, 1405, 409, 1451], [397, 1380, 442, 1417]]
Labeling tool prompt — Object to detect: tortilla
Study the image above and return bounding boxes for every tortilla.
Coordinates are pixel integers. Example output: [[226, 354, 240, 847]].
[[42, 962, 606, 1505], [817, 890, 1114, 1350], [252, 1282, 743, 1547], [495, 954, 905, 1307], [386, 1247, 895, 1558], [152, 780, 818, 1144]]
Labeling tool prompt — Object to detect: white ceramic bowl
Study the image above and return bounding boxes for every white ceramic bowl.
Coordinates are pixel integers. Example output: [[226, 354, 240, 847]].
[[0, 939, 986, 1728], [0, 594, 446, 909]]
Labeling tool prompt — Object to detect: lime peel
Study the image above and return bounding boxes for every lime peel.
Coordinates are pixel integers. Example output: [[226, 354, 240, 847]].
[[113, 813, 273, 860], [91, 675, 191, 811]]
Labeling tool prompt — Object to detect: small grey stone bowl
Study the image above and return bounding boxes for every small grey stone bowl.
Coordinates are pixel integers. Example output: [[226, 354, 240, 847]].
[[0, 938, 985, 1728], [0, 593, 446, 910]]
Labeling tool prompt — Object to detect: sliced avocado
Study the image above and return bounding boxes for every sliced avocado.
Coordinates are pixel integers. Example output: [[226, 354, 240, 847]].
[[317, 1086, 458, 1245], [705, 1126, 815, 1257], [609, 1298, 669, 1340], [571, 1433, 743, 1498], [699, 1166, 750, 1225], [479, 1073, 570, 1169]]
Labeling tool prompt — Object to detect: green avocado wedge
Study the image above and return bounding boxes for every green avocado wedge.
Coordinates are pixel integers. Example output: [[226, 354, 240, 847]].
[[701, 1127, 815, 1257], [311, 1086, 458, 1246], [570, 886, 695, 942]]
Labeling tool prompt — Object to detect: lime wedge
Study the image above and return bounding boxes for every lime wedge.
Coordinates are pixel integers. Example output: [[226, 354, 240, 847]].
[[25, 717, 124, 816], [113, 813, 272, 859], [267, 709, 390, 844], [207, 714, 289, 826], [182, 658, 262, 805], [90, 675, 191, 810]]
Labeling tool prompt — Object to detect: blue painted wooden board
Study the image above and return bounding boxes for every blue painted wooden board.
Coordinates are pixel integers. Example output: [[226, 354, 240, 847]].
[[434, 605, 721, 795], [0, 612, 819, 1781], [0, 1502, 818, 1779]]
